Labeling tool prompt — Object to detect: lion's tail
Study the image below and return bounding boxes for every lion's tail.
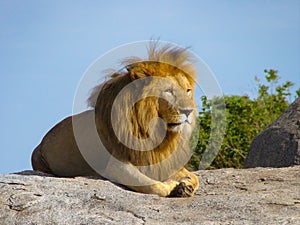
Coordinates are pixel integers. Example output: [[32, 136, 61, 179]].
[[31, 145, 52, 174]]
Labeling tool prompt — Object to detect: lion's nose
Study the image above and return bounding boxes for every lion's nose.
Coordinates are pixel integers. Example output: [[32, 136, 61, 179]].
[[179, 108, 193, 117]]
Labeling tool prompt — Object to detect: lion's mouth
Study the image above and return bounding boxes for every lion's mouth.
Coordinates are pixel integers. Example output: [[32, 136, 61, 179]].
[[167, 122, 182, 127], [167, 119, 192, 128]]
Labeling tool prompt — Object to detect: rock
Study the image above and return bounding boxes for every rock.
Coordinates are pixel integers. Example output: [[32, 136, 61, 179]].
[[244, 97, 300, 168], [0, 167, 299, 224]]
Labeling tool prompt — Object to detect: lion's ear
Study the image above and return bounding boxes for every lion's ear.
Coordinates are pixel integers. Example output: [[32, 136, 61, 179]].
[[126, 64, 148, 80]]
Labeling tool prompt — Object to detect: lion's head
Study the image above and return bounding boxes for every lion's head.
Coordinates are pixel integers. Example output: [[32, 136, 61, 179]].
[[88, 44, 197, 181]]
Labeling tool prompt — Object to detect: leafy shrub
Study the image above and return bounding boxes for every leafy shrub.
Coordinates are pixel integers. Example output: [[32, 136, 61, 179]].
[[188, 69, 299, 170]]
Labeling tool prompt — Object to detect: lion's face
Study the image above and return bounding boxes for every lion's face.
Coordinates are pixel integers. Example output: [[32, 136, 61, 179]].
[[131, 63, 196, 134], [157, 76, 196, 133]]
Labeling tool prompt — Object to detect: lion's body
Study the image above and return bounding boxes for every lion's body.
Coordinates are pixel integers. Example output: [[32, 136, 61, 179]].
[[32, 110, 99, 177], [32, 44, 199, 197]]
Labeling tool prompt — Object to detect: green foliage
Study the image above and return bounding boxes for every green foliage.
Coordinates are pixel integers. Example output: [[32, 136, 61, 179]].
[[188, 69, 298, 170]]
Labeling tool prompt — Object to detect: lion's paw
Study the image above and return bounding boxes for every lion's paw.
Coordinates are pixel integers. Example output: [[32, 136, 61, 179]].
[[168, 181, 195, 197]]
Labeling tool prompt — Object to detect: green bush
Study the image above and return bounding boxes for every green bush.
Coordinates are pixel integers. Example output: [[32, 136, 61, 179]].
[[188, 69, 299, 170]]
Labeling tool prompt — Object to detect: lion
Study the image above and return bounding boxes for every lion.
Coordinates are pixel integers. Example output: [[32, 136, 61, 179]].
[[31, 44, 199, 197]]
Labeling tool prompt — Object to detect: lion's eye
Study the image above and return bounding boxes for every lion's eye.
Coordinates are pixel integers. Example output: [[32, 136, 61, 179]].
[[187, 88, 192, 96], [165, 88, 173, 95]]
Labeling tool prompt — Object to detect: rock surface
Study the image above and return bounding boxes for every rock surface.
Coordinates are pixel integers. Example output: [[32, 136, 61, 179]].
[[244, 97, 300, 168], [0, 167, 299, 225]]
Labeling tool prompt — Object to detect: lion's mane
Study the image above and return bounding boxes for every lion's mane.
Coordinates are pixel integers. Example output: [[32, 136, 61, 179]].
[[87, 43, 197, 181]]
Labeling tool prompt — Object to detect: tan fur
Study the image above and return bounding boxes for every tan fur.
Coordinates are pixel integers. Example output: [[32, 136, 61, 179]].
[[32, 44, 199, 197]]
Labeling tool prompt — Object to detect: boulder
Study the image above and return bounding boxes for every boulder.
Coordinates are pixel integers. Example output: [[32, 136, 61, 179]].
[[244, 97, 300, 168], [0, 167, 299, 224]]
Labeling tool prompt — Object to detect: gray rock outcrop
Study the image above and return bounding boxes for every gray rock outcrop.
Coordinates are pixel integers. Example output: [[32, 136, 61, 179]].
[[244, 97, 300, 168], [0, 167, 299, 224]]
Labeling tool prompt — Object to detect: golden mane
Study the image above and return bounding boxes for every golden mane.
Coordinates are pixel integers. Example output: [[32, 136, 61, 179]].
[[87, 44, 197, 181]]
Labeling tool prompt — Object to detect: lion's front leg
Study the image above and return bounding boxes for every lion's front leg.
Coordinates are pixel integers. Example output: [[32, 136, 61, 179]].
[[102, 161, 179, 197], [129, 180, 180, 197], [167, 168, 199, 197]]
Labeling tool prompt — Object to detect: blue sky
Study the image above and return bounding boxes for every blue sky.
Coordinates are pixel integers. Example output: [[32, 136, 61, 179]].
[[0, 0, 299, 174]]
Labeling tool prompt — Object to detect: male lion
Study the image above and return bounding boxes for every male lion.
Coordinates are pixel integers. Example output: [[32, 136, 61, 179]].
[[32, 44, 199, 197]]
